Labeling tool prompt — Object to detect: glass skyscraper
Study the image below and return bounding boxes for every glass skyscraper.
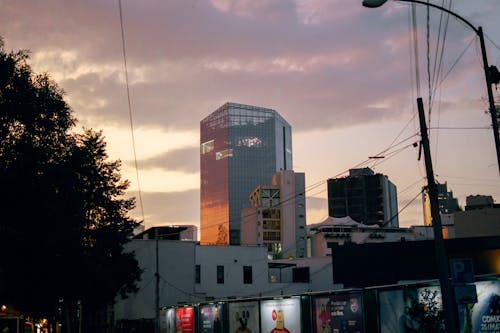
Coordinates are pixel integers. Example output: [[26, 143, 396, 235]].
[[200, 102, 292, 245]]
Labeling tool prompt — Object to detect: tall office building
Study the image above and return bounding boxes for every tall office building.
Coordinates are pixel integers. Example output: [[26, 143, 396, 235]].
[[327, 168, 399, 227], [200, 102, 292, 245]]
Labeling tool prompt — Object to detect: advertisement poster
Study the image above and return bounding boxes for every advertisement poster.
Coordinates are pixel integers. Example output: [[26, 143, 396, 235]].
[[199, 304, 224, 333], [165, 308, 176, 333], [160, 308, 177, 333], [461, 280, 500, 333], [379, 286, 442, 333], [260, 297, 301, 333], [229, 301, 260, 333], [176, 306, 194, 333], [160, 308, 168, 333], [312, 292, 363, 333]]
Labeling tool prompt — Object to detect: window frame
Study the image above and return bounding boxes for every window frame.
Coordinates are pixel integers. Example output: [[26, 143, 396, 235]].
[[195, 264, 201, 284], [217, 265, 224, 284], [243, 265, 253, 284]]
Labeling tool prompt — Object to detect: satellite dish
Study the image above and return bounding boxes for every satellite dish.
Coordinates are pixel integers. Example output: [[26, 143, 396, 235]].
[[362, 0, 388, 8]]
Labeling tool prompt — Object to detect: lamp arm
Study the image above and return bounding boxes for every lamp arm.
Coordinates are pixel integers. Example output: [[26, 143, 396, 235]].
[[397, 0, 479, 34]]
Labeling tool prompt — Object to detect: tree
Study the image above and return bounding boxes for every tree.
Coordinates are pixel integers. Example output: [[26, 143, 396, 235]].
[[0, 38, 141, 332]]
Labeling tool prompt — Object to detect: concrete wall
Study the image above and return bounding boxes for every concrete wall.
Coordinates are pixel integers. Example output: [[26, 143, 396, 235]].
[[454, 208, 500, 238], [114, 240, 337, 321], [114, 240, 198, 321], [194, 245, 269, 299]]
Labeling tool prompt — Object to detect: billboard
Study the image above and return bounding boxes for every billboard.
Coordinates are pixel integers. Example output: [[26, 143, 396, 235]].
[[228, 301, 260, 333], [312, 292, 364, 333], [199, 304, 224, 333], [379, 280, 500, 333], [176, 306, 195, 333], [459, 280, 500, 333], [160, 308, 177, 333], [379, 285, 442, 333], [260, 297, 301, 333]]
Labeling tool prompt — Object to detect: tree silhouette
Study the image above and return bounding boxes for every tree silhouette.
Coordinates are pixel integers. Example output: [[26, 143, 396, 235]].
[[0, 38, 140, 332]]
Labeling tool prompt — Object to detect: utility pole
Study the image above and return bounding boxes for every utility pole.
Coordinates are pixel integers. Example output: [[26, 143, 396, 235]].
[[363, 0, 500, 174], [417, 97, 458, 333], [478, 26, 500, 175]]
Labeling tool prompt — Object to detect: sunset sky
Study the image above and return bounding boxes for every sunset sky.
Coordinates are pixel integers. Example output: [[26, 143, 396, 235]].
[[2, 0, 499, 231]]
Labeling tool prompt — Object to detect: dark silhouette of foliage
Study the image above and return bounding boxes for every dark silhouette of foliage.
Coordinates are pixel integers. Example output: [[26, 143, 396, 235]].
[[0, 38, 140, 332], [403, 288, 445, 333]]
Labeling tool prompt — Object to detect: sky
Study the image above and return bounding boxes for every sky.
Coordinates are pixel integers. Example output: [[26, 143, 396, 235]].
[[1, 0, 500, 232]]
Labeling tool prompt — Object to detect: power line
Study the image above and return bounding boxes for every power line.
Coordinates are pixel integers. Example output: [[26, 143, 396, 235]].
[[175, 133, 421, 237], [429, 126, 490, 130], [411, 3, 422, 96], [426, 3, 432, 126], [484, 32, 500, 52], [436, 37, 474, 92], [118, 0, 145, 223], [382, 188, 424, 227]]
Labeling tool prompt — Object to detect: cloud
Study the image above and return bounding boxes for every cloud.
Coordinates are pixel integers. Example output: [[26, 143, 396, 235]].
[[306, 196, 327, 211], [136, 147, 199, 173], [3, 0, 490, 135], [129, 189, 200, 226], [2, 0, 499, 230]]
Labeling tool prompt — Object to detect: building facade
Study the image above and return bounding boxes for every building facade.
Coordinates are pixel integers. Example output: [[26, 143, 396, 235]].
[[327, 168, 399, 227], [200, 102, 292, 245], [422, 182, 459, 226], [454, 195, 500, 238], [307, 216, 434, 257], [113, 239, 335, 322], [241, 170, 307, 258]]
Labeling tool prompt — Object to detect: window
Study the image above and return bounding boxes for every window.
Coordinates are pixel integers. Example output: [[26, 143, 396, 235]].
[[215, 149, 233, 160], [292, 267, 310, 283], [200, 140, 214, 154], [217, 265, 224, 284], [243, 266, 252, 284], [195, 265, 200, 284]]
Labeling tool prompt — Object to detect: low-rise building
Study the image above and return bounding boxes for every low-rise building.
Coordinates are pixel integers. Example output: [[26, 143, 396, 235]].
[[114, 231, 337, 322], [306, 216, 434, 257], [446, 195, 500, 238]]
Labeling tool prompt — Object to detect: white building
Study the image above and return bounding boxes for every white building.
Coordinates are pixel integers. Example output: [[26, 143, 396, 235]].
[[114, 238, 335, 321], [241, 170, 307, 259], [306, 216, 435, 257]]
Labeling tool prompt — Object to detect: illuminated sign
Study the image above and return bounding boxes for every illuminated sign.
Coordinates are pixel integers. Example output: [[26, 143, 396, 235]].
[[312, 292, 364, 333], [464, 280, 500, 333], [260, 297, 301, 333], [379, 286, 443, 333], [160, 308, 176, 333], [199, 304, 224, 333], [229, 301, 260, 333], [176, 307, 194, 333]]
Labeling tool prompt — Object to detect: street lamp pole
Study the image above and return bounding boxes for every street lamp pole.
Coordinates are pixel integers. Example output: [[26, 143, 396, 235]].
[[362, 1, 500, 332], [363, 0, 500, 175]]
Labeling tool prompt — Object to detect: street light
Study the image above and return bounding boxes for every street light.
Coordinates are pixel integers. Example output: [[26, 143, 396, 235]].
[[363, 0, 500, 174], [361, 1, 500, 333]]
